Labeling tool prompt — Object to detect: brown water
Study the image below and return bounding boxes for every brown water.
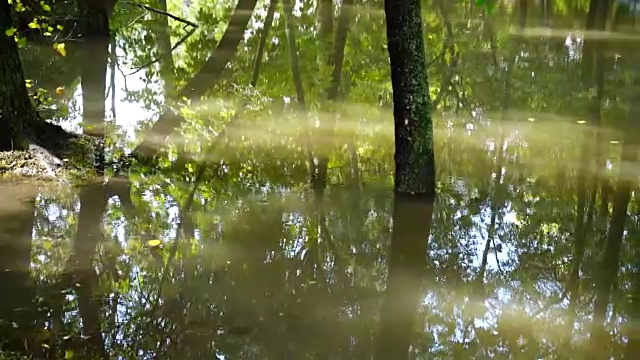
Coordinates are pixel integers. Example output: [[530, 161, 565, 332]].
[[2, 0, 640, 359]]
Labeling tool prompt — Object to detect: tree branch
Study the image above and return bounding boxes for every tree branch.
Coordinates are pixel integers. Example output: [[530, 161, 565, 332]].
[[121, 0, 198, 28]]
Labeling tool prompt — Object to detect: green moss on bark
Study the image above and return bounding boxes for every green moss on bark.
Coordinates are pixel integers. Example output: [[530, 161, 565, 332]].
[[384, 0, 436, 197], [0, 1, 35, 151]]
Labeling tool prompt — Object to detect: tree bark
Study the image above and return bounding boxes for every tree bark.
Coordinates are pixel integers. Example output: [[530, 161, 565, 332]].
[[0, 1, 37, 151], [316, 0, 333, 68], [153, 0, 177, 97], [282, 0, 306, 107], [77, 0, 111, 173], [384, 0, 436, 197], [250, 0, 277, 88]]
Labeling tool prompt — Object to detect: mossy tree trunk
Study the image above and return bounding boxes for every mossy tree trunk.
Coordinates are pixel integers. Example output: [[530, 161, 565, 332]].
[[0, 1, 38, 151], [384, 0, 435, 197]]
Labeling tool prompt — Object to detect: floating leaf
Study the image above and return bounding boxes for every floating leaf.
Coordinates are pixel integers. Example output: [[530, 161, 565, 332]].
[[147, 239, 162, 247]]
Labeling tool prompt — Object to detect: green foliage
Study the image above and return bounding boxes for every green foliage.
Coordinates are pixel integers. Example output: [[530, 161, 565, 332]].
[[5, 0, 640, 358]]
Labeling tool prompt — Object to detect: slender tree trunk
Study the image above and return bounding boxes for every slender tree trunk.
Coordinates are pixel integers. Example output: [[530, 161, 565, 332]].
[[153, 0, 177, 97], [72, 184, 109, 359], [587, 96, 639, 359], [374, 196, 434, 359], [564, 1, 608, 338], [316, 0, 333, 68], [0, 1, 37, 151], [477, 133, 504, 288], [250, 0, 277, 88], [0, 185, 38, 356], [517, 0, 528, 28], [282, 0, 306, 107], [432, 0, 457, 110], [133, 0, 259, 160], [310, 0, 354, 195], [77, 0, 111, 174], [384, 0, 435, 197]]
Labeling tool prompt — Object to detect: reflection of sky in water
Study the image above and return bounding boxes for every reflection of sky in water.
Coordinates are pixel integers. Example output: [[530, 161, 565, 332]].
[[23, 23, 603, 354], [63, 46, 160, 143]]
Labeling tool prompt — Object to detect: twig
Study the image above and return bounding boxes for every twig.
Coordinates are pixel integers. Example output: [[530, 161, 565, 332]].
[[121, 0, 198, 28], [115, 59, 129, 92], [109, 38, 117, 120], [531, 290, 569, 318], [126, 27, 196, 76], [490, 235, 504, 275]]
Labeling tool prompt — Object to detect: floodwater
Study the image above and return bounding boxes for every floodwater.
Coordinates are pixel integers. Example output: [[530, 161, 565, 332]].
[[2, 1, 640, 359]]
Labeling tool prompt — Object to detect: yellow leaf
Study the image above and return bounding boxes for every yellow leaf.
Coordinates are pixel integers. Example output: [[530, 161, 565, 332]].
[[147, 239, 162, 247], [53, 42, 66, 57], [55, 86, 64, 95]]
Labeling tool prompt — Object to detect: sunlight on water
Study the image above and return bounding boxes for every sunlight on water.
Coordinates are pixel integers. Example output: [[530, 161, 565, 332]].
[[3, 0, 640, 358]]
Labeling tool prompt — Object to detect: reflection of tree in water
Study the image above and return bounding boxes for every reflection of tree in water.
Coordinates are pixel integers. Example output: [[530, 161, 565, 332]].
[[4, 0, 640, 358], [2, 125, 638, 358]]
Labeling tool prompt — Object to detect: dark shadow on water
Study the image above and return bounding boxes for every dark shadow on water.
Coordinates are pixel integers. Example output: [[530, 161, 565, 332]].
[[375, 194, 434, 359]]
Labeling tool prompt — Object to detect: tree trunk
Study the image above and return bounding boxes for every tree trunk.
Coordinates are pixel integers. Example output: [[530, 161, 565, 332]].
[[133, 0, 259, 160], [375, 195, 434, 359], [153, 0, 177, 97], [587, 92, 639, 359], [250, 0, 277, 88], [316, 0, 333, 68], [384, 0, 435, 197], [0, 1, 37, 151], [310, 0, 354, 196], [77, 0, 111, 174], [517, 0, 528, 28]]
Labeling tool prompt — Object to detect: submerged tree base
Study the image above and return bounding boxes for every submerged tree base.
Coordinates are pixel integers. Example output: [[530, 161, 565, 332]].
[[0, 123, 98, 181], [0, 148, 61, 179]]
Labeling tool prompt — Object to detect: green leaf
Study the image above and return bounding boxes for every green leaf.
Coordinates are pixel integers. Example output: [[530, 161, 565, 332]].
[[41, 2, 51, 11], [5, 27, 16, 37]]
